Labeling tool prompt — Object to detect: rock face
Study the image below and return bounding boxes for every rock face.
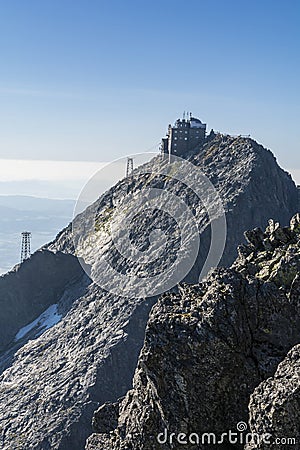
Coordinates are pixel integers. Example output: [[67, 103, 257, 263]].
[[247, 344, 300, 449], [51, 135, 298, 282], [0, 134, 298, 450], [0, 286, 156, 450], [0, 250, 85, 353], [87, 214, 300, 450]]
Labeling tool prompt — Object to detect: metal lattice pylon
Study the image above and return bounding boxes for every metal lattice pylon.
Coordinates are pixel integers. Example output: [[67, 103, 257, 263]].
[[126, 157, 134, 178], [21, 231, 31, 263]]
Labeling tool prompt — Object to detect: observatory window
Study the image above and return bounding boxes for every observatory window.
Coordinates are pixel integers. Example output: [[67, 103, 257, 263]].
[[185, 130, 188, 134], [184, 137, 188, 140], [174, 137, 177, 140]]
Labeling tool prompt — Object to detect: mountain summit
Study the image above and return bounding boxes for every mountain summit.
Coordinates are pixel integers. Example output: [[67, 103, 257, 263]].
[[0, 133, 298, 449]]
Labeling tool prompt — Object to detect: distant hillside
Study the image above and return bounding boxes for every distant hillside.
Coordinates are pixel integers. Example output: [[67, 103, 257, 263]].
[[0, 195, 75, 214]]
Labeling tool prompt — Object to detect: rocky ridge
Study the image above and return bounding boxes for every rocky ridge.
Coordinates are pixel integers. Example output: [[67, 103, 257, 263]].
[[0, 134, 298, 449], [247, 343, 300, 449], [87, 214, 300, 450]]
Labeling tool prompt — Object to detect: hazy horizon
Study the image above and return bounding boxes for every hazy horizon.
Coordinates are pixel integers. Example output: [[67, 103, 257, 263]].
[[0, 152, 299, 201], [0, 0, 299, 184]]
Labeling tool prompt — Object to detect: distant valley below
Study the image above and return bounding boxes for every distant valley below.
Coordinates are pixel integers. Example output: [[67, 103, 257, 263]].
[[0, 196, 75, 274]]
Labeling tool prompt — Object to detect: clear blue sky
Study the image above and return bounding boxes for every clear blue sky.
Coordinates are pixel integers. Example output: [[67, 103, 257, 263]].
[[0, 0, 299, 174]]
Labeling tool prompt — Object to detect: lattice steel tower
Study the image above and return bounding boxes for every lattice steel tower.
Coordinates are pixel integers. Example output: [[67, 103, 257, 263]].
[[21, 231, 31, 263], [126, 157, 134, 178]]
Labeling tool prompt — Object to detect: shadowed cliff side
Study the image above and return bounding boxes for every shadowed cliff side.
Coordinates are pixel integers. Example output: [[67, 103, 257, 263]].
[[0, 250, 86, 353]]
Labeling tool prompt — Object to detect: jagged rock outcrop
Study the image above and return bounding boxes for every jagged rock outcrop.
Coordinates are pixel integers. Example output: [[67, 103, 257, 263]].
[[92, 401, 120, 434], [246, 344, 300, 449], [87, 214, 300, 450], [0, 135, 298, 450]]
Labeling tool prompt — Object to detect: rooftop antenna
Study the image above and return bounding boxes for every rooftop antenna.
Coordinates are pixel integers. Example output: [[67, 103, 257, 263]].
[[21, 231, 31, 263]]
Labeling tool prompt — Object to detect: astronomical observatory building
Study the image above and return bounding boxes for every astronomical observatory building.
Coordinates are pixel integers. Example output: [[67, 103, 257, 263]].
[[161, 114, 206, 159]]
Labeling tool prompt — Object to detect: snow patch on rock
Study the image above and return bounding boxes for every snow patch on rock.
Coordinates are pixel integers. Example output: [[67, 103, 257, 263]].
[[15, 304, 61, 341]]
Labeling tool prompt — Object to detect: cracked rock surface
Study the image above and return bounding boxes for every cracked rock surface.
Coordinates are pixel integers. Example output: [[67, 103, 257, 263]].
[[87, 214, 300, 450], [246, 343, 300, 449], [0, 135, 298, 449]]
